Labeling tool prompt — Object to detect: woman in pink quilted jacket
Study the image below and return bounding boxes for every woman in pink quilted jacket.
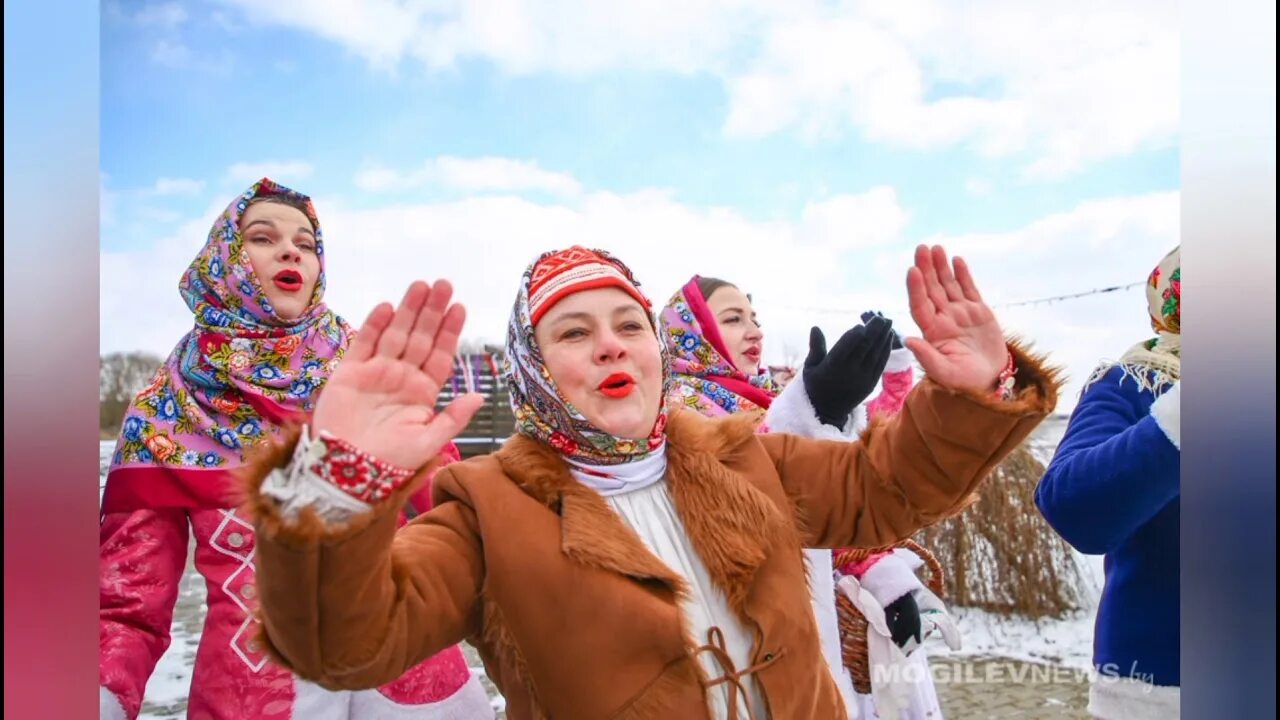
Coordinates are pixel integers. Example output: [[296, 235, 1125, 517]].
[[98, 178, 493, 720]]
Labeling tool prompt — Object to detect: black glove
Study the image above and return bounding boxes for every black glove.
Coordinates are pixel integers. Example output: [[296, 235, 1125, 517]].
[[861, 310, 905, 350], [884, 592, 923, 649], [802, 316, 895, 428]]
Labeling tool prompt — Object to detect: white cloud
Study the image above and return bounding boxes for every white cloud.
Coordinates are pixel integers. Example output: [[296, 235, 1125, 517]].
[[100, 175, 204, 234], [136, 206, 186, 224], [152, 177, 205, 195], [723, 1, 1178, 177], [798, 186, 909, 250], [151, 38, 194, 67], [312, 188, 831, 354], [148, 37, 236, 75], [352, 167, 402, 193], [214, 0, 1177, 177], [100, 216, 212, 360], [133, 2, 188, 29], [101, 171, 278, 251], [918, 193, 1180, 273], [965, 178, 993, 197], [225, 161, 315, 185], [219, 0, 786, 75], [210, 10, 241, 34], [99, 179, 888, 364], [216, 0, 427, 70], [910, 191, 1180, 406], [355, 156, 582, 196], [109, 2, 214, 72], [437, 157, 582, 196], [101, 173, 118, 228], [100, 162, 1178, 413]]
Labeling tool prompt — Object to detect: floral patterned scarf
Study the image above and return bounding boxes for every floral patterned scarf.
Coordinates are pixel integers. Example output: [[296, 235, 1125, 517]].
[[503, 247, 670, 467], [660, 276, 781, 417], [1086, 246, 1181, 395], [102, 178, 352, 513]]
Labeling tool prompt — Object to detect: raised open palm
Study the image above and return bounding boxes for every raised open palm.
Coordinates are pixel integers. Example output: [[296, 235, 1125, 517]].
[[904, 245, 1008, 393], [312, 280, 485, 470]]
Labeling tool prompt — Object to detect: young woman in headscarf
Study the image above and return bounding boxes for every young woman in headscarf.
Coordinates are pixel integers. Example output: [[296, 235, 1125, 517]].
[[98, 179, 492, 720], [240, 244, 1060, 719], [1037, 246, 1181, 720], [658, 277, 941, 717]]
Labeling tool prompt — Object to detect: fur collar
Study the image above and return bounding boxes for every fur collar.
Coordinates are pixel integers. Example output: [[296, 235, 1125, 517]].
[[493, 409, 788, 615]]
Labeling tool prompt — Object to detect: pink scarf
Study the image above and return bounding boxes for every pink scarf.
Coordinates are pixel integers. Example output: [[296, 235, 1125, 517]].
[[102, 178, 351, 513], [660, 277, 780, 417]]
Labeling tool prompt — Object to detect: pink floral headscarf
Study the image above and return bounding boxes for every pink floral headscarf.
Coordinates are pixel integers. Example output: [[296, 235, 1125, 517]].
[[102, 178, 352, 513]]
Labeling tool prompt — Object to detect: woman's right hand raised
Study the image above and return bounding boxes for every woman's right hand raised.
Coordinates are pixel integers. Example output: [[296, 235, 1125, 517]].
[[311, 280, 485, 470]]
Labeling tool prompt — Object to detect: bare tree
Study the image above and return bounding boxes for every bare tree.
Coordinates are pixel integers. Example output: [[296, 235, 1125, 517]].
[[99, 352, 164, 435], [456, 338, 504, 355]]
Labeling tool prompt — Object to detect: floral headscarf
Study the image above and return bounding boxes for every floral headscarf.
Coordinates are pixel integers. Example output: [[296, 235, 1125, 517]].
[[1086, 246, 1180, 394], [660, 276, 781, 418], [503, 247, 670, 466], [102, 178, 352, 513]]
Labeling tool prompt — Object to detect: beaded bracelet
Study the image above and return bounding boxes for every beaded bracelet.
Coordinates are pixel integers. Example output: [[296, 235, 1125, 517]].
[[994, 348, 1018, 401]]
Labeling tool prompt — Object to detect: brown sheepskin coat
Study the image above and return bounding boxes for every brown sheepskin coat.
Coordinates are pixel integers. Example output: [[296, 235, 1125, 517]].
[[243, 343, 1060, 720]]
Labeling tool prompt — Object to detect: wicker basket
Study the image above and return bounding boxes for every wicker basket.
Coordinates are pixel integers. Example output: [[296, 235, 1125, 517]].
[[833, 540, 945, 694]]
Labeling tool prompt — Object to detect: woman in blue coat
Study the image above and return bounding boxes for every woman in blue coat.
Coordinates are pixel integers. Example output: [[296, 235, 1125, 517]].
[[1036, 246, 1181, 719]]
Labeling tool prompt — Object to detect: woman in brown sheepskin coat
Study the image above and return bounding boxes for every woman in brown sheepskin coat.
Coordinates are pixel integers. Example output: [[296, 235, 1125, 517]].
[[240, 244, 1059, 720]]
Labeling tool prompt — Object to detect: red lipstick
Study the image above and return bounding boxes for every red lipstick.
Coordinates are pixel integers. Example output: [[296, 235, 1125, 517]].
[[598, 373, 636, 398], [273, 269, 303, 292]]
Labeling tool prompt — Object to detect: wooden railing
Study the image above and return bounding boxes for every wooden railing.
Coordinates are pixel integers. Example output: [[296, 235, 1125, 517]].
[[434, 354, 515, 459]]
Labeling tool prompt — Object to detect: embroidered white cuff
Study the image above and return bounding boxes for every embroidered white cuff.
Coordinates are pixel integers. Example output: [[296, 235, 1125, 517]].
[[259, 426, 373, 523]]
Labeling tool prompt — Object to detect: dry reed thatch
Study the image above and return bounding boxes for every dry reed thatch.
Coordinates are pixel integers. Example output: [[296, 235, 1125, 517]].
[[914, 443, 1088, 619]]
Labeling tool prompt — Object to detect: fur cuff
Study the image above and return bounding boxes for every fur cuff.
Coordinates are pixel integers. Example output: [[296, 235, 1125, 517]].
[[259, 425, 374, 523], [100, 686, 128, 720], [858, 552, 926, 607], [1150, 382, 1180, 450], [237, 423, 440, 551], [1088, 676, 1180, 720], [883, 347, 915, 374], [764, 371, 858, 441]]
